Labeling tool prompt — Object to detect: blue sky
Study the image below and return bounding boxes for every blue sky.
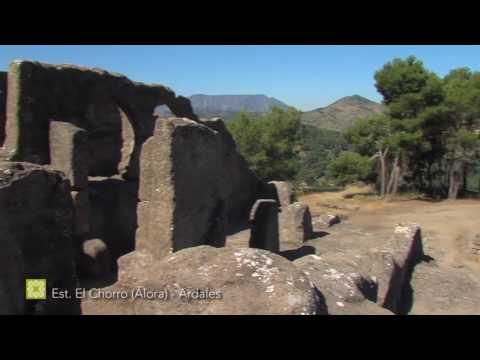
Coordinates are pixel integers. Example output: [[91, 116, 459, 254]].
[[1, 45, 479, 111]]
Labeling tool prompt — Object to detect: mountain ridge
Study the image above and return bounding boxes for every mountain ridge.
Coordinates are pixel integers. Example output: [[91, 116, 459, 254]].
[[188, 94, 290, 119], [302, 95, 385, 131]]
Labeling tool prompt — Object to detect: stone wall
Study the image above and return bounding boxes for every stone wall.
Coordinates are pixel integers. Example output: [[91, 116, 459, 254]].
[[199, 118, 262, 232], [3, 60, 197, 179], [136, 118, 228, 259], [0, 162, 80, 314], [0, 71, 6, 147]]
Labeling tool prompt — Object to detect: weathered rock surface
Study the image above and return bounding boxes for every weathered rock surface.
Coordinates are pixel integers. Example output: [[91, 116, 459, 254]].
[[2, 60, 198, 179], [279, 202, 314, 247], [82, 246, 327, 315], [266, 181, 295, 209], [294, 254, 393, 315], [200, 118, 262, 232], [136, 118, 227, 259], [296, 222, 424, 314], [0, 162, 80, 314], [249, 199, 279, 252], [408, 260, 480, 315], [0, 71, 6, 147], [49, 121, 89, 190], [369, 224, 423, 312]]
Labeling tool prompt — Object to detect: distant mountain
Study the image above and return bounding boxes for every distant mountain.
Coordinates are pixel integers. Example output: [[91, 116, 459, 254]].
[[154, 94, 290, 119], [189, 94, 290, 119], [302, 95, 385, 132]]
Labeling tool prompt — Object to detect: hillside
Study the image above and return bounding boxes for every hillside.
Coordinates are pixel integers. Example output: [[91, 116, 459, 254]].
[[302, 95, 385, 131]]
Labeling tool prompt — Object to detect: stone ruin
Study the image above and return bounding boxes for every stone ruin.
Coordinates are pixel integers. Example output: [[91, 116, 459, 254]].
[[0, 60, 317, 315], [0, 60, 428, 315]]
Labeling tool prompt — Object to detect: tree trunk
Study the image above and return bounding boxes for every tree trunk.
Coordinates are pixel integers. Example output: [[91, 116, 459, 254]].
[[392, 163, 401, 197], [386, 155, 399, 195], [462, 164, 468, 196], [427, 162, 433, 196], [378, 148, 389, 198], [379, 154, 386, 197], [448, 161, 463, 200]]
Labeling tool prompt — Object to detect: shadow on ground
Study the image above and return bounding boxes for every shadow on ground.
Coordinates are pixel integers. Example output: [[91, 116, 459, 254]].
[[280, 245, 316, 261]]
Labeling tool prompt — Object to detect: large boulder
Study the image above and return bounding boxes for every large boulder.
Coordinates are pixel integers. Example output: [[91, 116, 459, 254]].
[[0, 161, 80, 314], [82, 246, 327, 315]]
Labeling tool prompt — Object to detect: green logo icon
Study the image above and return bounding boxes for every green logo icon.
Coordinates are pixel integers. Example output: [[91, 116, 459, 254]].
[[25, 279, 47, 300]]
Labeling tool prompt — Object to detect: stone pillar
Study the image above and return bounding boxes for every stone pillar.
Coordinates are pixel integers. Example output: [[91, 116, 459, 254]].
[[249, 199, 280, 253], [279, 202, 314, 246], [136, 118, 226, 260], [267, 181, 295, 208], [49, 120, 88, 190]]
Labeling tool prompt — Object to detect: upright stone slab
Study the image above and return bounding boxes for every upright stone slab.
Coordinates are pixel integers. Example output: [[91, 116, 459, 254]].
[[0, 71, 6, 147], [249, 199, 280, 253], [267, 181, 294, 209], [136, 118, 226, 259], [0, 161, 80, 315], [49, 121, 88, 190], [279, 202, 314, 246]]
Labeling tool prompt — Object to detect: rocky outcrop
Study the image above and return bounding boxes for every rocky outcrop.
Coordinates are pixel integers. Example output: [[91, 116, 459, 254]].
[[82, 246, 327, 315], [294, 223, 424, 314], [0, 71, 6, 147], [0, 162, 80, 314]]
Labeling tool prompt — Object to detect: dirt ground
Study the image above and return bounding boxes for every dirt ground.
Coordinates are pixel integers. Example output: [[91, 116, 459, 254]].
[[299, 185, 480, 314]]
